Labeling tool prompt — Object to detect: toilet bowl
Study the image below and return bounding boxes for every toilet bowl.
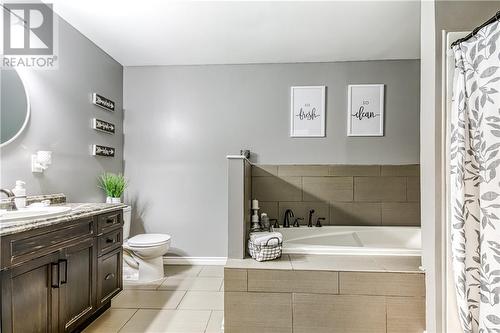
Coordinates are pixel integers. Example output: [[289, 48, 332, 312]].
[[122, 206, 171, 282]]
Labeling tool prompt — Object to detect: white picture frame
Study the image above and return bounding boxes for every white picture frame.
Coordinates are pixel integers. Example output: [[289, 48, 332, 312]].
[[290, 86, 326, 137], [347, 84, 384, 137]]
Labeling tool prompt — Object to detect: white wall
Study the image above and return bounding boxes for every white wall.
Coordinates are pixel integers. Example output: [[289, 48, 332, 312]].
[[123, 60, 420, 257], [420, 1, 438, 332]]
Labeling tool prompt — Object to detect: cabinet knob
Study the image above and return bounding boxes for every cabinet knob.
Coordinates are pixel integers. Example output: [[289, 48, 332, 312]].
[[106, 238, 114, 244]]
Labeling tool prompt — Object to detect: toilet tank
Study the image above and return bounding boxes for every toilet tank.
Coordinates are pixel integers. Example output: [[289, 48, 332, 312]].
[[122, 205, 132, 240]]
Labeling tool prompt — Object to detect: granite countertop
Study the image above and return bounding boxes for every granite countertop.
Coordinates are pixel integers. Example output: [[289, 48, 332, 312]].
[[0, 202, 127, 236]]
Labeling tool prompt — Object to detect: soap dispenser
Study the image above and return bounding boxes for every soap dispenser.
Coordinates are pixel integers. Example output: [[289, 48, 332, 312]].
[[12, 180, 26, 209]]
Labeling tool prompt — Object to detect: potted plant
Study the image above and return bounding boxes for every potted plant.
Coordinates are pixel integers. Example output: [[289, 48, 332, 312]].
[[99, 173, 127, 203]]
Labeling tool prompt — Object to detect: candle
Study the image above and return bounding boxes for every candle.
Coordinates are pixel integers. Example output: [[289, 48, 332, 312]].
[[252, 199, 259, 210]]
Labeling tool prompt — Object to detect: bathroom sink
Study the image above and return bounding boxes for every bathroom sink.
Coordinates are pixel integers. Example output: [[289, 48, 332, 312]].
[[0, 206, 72, 223]]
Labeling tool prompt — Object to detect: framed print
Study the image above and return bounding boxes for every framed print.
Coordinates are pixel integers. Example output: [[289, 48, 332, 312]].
[[290, 86, 326, 137], [347, 84, 384, 136]]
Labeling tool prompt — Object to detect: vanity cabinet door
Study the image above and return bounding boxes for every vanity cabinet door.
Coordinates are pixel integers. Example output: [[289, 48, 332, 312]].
[[96, 247, 122, 307], [59, 238, 97, 333], [1, 252, 61, 333]]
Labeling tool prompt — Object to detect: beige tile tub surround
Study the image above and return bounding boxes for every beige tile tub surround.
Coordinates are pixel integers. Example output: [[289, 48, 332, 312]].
[[224, 291, 293, 333], [387, 296, 426, 333], [252, 164, 420, 226], [339, 271, 425, 297], [353, 176, 406, 202], [247, 269, 339, 294], [293, 294, 386, 333], [302, 176, 354, 202], [224, 255, 425, 333], [224, 268, 248, 292]]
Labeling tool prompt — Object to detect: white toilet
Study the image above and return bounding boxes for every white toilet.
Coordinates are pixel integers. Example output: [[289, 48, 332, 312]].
[[122, 205, 171, 282]]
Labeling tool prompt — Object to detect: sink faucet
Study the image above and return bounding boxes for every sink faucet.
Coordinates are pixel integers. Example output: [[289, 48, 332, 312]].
[[283, 209, 294, 228], [0, 189, 17, 211]]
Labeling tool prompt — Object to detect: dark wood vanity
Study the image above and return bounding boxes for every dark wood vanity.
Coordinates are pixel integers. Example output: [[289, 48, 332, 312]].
[[0, 209, 123, 333]]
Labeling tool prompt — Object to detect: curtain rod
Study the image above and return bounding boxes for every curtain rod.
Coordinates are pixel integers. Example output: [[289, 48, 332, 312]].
[[451, 10, 500, 48]]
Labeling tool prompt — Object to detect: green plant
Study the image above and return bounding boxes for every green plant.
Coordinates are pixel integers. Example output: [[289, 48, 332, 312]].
[[98, 173, 127, 198]]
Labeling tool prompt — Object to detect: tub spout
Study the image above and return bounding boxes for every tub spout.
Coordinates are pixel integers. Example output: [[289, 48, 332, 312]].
[[283, 209, 294, 228], [308, 209, 315, 227]]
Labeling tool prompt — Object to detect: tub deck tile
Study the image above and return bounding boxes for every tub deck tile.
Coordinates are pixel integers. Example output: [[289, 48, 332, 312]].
[[247, 269, 339, 294], [225, 254, 423, 273], [289, 254, 383, 272], [226, 255, 293, 270]]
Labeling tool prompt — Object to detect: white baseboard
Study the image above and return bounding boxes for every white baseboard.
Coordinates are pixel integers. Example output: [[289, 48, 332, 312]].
[[163, 256, 227, 266]]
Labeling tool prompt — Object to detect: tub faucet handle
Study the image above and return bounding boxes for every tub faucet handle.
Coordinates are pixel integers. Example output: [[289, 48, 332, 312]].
[[293, 218, 303, 228], [316, 217, 325, 228], [270, 218, 279, 229]]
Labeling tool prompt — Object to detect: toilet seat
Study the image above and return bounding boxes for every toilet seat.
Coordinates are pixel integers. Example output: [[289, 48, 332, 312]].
[[127, 233, 171, 247]]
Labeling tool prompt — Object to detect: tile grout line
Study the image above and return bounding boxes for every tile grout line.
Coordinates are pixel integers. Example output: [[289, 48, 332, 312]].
[[337, 272, 340, 294], [204, 310, 214, 333], [405, 176, 408, 202], [351, 176, 355, 202], [116, 308, 139, 333], [246, 268, 248, 291], [175, 290, 189, 310], [155, 277, 166, 291], [385, 296, 388, 333]]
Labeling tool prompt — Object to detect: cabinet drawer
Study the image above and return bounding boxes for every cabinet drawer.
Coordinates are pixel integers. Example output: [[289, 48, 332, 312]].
[[97, 247, 122, 306], [98, 229, 122, 256], [97, 211, 122, 235], [2, 218, 94, 269]]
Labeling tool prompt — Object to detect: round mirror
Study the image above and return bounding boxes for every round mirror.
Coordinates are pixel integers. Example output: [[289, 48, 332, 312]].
[[1, 69, 30, 147]]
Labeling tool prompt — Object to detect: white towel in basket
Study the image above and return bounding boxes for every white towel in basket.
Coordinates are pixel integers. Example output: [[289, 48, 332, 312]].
[[249, 232, 283, 246]]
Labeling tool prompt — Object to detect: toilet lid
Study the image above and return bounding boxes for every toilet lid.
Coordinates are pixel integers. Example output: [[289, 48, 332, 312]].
[[127, 233, 171, 247]]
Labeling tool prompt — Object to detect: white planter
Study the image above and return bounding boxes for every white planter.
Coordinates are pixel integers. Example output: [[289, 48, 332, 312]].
[[106, 197, 122, 204]]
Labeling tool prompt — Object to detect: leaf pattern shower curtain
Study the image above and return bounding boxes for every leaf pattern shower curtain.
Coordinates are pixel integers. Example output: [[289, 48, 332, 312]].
[[451, 21, 500, 333]]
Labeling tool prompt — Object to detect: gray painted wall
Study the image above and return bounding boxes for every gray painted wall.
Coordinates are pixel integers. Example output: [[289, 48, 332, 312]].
[[123, 60, 420, 257], [0, 14, 123, 202]]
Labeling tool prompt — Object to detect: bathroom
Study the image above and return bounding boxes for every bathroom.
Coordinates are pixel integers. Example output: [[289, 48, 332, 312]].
[[1, 1, 500, 332]]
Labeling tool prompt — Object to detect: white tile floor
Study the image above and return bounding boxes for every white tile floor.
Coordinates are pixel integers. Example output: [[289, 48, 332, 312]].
[[83, 265, 224, 333]]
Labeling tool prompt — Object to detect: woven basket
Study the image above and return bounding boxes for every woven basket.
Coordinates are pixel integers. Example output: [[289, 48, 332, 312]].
[[248, 236, 282, 262]]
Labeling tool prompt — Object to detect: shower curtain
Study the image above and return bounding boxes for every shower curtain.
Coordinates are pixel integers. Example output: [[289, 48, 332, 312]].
[[451, 21, 500, 333]]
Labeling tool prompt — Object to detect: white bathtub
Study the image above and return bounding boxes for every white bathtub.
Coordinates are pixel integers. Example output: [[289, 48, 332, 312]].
[[279, 226, 421, 256]]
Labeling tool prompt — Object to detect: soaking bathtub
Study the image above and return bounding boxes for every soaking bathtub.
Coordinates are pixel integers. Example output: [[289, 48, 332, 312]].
[[279, 226, 421, 256]]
